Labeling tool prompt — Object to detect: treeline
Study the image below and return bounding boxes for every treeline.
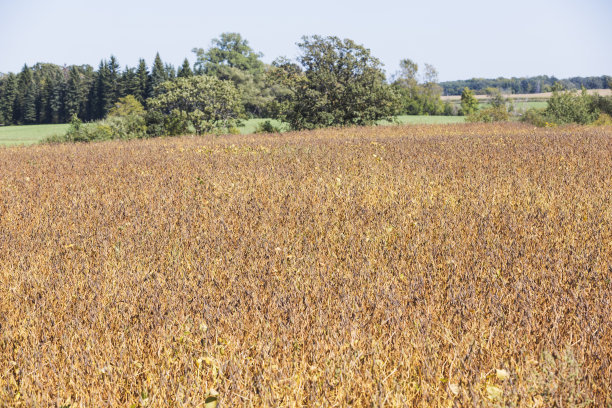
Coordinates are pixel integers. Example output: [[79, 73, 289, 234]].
[[0, 54, 185, 126], [0, 33, 455, 127], [6, 32, 608, 130], [440, 75, 612, 96]]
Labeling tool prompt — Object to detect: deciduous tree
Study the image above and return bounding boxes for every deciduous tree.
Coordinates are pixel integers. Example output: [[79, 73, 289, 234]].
[[278, 35, 398, 130], [460, 87, 478, 115], [192, 33, 271, 116], [147, 76, 241, 135]]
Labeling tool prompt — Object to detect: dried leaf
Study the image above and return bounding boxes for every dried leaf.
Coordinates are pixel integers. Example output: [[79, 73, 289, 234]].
[[486, 385, 503, 401], [496, 368, 510, 381], [449, 383, 460, 395], [205, 389, 219, 408]]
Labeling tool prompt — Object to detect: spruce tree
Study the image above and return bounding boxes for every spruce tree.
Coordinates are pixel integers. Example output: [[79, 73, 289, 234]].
[[49, 70, 66, 123], [121, 67, 140, 99], [78, 65, 96, 120], [0, 73, 18, 124], [165, 63, 176, 80], [39, 71, 57, 123], [65, 66, 82, 118], [86, 74, 99, 121], [17, 65, 37, 124], [151, 53, 168, 95], [95, 60, 110, 119], [134, 59, 151, 104], [177, 58, 193, 78], [107, 56, 121, 111]]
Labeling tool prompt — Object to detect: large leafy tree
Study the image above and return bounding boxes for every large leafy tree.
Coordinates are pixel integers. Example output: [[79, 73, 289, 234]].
[[193, 32, 264, 75], [392, 59, 445, 115], [276, 35, 398, 130], [147, 76, 242, 135], [192, 33, 271, 116], [392, 58, 422, 114]]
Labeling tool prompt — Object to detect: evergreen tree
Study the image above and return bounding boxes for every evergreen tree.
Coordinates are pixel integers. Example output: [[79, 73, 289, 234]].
[[135, 59, 151, 104], [0, 73, 18, 124], [107, 56, 121, 110], [65, 66, 82, 118], [49, 70, 66, 123], [17, 65, 37, 124], [177, 58, 193, 78], [164, 63, 176, 80], [76, 65, 96, 121], [86, 72, 99, 121], [94, 60, 110, 118], [38, 72, 56, 123], [151, 53, 168, 95], [121, 66, 140, 99], [29, 63, 64, 124]]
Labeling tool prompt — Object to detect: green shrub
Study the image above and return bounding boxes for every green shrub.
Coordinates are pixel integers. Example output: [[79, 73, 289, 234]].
[[466, 106, 509, 123], [255, 120, 282, 134], [46, 112, 147, 144], [109, 95, 146, 118], [545, 88, 598, 125], [592, 112, 612, 126], [589, 94, 612, 116], [521, 108, 549, 127]]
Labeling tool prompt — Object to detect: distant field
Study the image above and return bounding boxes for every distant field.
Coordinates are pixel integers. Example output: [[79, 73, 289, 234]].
[[441, 88, 611, 101], [476, 101, 548, 111], [0, 124, 69, 146], [511, 100, 548, 110], [0, 116, 465, 146]]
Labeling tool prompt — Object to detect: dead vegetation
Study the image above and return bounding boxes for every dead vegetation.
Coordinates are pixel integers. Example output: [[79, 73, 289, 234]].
[[1, 123, 611, 407]]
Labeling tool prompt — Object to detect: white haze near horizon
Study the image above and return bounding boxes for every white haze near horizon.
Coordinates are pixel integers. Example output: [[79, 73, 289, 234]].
[[0, 0, 610, 82]]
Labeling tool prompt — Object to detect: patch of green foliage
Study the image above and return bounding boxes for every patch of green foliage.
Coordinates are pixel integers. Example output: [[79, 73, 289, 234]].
[[391, 59, 451, 116], [465, 88, 514, 123], [545, 88, 597, 125], [460, 87, 478, 116], [192, 33, 282, 117], [270, 36, 399, 130], [46, 96, 148, 143], [466, 106, 510, 123], [521, 86, 611, 127], [255, 119, 282, 133], [147, 76, 242, 136]]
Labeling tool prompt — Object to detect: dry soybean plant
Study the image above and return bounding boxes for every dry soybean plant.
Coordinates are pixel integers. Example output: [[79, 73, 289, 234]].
[[0, 123, 611, 407]]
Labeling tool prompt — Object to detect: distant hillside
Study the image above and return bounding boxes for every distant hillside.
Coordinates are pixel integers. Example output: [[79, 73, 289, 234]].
[[440, 75, 611, 96]]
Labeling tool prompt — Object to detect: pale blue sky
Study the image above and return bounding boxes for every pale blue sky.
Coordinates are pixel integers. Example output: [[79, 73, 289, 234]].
[[0, 0, 610, 81]]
